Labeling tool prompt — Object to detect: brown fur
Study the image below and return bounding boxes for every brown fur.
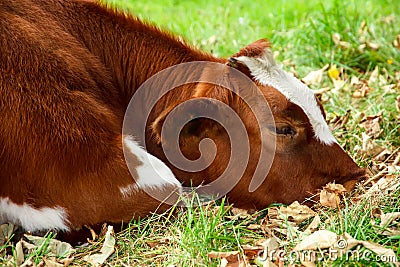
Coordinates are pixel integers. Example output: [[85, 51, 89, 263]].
[[0, 0, 364, 237]]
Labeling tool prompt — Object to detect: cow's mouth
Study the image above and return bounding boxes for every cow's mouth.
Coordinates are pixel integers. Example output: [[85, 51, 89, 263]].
[[342, 179, 360, 192], [340, 168, 366, 192]]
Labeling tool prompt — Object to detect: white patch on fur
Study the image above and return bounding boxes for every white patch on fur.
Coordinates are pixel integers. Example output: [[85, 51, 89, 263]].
[[0, 197, 69, 232], [120, 136, 182, 197], [119, 183, 138, 198], [234, 51, 337, 145]]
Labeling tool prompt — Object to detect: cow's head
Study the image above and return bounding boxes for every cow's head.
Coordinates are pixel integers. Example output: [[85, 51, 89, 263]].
[[150, 39, 365, 209]]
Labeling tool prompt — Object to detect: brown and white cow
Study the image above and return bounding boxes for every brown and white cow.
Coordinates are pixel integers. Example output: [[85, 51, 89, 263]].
[[0, 0, 364, 236]]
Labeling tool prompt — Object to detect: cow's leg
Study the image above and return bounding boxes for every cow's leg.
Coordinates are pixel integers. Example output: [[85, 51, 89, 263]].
[[0, 136, 181, 236], [60, 135, 182, 230], [0, 94, 181, 237]]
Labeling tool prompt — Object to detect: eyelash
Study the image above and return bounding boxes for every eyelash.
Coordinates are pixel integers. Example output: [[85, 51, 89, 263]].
[[268, 125, 297, 136]]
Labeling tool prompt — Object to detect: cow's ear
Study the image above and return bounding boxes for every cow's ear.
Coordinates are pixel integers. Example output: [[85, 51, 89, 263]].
[[226, 38, 271, 78], [315, 95, 327, 119], [232, 38, 271, 58], [151, 97, 220, 144]]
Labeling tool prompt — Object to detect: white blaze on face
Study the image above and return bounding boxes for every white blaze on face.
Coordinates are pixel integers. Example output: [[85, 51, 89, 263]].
[[234, 50, 337, 145], [0, 197, 70, 232]]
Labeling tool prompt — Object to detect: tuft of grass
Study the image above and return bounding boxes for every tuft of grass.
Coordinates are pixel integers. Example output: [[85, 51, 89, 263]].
[[320, 184, 400, 266], [70, 197, 261, 266]]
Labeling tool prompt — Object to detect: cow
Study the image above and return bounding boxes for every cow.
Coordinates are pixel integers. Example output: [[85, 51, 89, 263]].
[[0, 0, 365, 239]]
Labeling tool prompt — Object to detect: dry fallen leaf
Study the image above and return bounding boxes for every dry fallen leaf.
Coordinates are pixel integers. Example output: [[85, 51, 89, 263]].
[[242, 244, 263, 259], [373, 149, 391, 162], [220, 258, 229, 267], [378, 212, 400, 236], [304, 215, 321, 234], [366, 177, 399, 195], [393, 34, 400, 49], [352, 77, 371, 98], [369, 66, 379, 84], [302, 64, 329, 86], [21, 240, 37, 250], [44, 257, 64, 267], [382, 84, 396, 93], [362, 241, 398, 263], [254, 237, 279, 267], [300, 260, 317, 267], [207, 35, 217, 45], [83, 225, 115, 266], [332, 79, 346, 92], [16, 236, 75, 267], [264, 208, 298, 237], [207, 251, 240, 260], [388, 165, 400, 176], [359, 21, 370, 43], [146, 237, 170, 248], [366, 41, 380, 50], [226, 207, 251, 220], [332, 33, 341, 44], [294, 231, 398, 265], [361, 132, 385, 157], [323, 183, 347, 194], [60, 257, 75, 266], [24, 234, 75, 258], [381, 14, 395, 24], [320, 190, 340, 208], [254, 257, 278, 267], [352, 87, 367, 98], [279, 201, 316, 223], [358, 43, 367, 52], [332, 33, 351, 49], [0, 223, 14, 246], [208, 251, 243, 267], [380, 212, 400, 227], [361, 114, 382, 138], [350, 75, 359, 85], [380, 228, 400, 237], [294, 230, 338, 251], [319, 183, 346, 208], [247, 224, 261, 230], [330, 110, 351, 131], [15, 239, 25, 266], [84, 225, 98, 241], [20, 257, 33, 267], [342, 233, 399, 265]]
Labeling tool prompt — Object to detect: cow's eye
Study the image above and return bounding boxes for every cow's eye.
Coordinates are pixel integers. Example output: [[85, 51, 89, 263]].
[[276, 126, 296, 136], [268, 125, 296, 136]]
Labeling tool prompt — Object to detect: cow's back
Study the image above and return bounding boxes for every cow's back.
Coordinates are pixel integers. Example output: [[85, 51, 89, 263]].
[[0, 0, 123, 219]]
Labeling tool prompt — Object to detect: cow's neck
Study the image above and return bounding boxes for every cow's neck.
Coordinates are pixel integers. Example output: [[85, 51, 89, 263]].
[[48, 1, 223, 103]]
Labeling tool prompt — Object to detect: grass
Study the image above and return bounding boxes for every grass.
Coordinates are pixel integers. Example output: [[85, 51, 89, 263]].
[[320, 185, 400, 266], [1, 0, 399, 266], [69, 199, 262, 266]]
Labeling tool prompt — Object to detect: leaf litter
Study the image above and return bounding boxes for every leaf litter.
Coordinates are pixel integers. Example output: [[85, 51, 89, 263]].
[[83, 225, 115, 266], [2, 174, 398, 266]]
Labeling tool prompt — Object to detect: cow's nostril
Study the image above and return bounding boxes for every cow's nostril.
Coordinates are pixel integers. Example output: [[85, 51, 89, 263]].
[[341, 168, 366, 191], [355, 169, 367, 181], [342, 179, 358, 192]]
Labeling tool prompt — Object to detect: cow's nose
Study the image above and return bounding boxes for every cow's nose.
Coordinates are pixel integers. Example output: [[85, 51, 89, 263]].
[[342, 168, 366, 191]]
